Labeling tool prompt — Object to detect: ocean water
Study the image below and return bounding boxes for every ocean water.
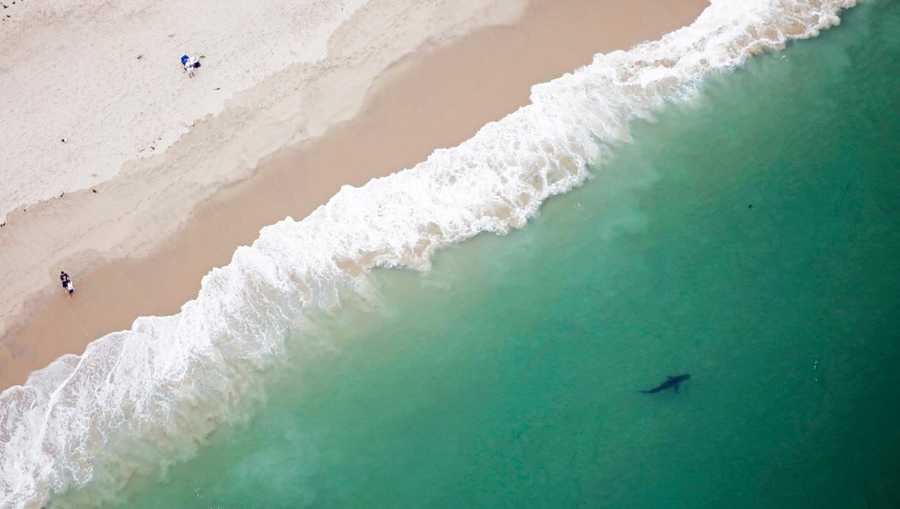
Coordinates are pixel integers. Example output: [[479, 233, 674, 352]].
[[3, 0, 896, 507], [42, 1, 899, 507]]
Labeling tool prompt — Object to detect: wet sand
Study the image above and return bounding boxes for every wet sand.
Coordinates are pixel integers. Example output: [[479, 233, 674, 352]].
[[0, 0, 706, 390]]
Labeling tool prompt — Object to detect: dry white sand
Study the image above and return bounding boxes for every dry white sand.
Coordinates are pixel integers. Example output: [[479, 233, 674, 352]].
[[0, 0, 525, 223]]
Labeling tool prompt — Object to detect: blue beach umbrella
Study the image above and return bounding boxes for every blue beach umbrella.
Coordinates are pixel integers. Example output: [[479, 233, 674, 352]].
[[180, 54, 190, 66]]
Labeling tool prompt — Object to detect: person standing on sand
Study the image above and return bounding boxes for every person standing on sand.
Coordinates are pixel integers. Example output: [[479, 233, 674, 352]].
[[59, 271, 75, 295], [181, 54, 202, 78]]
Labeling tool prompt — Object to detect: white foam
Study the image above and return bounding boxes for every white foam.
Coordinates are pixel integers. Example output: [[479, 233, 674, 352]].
[[0, 1, 857, 507]]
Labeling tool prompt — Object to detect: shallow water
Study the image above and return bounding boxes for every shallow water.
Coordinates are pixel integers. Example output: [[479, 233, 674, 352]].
[[54, 2, 900, 507]]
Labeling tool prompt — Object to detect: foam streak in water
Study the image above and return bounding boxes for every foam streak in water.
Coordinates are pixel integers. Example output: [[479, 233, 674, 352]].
[[0, 1, 856, 507]]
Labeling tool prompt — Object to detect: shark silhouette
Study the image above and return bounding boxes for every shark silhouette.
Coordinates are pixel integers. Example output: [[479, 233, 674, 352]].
[[640, 374, 691, 394]]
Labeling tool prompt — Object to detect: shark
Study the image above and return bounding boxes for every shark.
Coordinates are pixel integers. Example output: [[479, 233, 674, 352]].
[[640, 374, 691, 394]]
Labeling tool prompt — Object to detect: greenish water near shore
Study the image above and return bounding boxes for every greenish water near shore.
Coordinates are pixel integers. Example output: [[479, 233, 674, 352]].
[[79, 2, 899, 508]]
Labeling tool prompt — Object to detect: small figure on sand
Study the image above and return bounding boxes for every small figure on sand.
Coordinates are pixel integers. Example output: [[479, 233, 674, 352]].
[[59, 271, 75, 296], [180, 54, 202, 78]]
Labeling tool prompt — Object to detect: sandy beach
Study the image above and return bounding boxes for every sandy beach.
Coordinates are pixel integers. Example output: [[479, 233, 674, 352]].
[[0, 0, 706, 391]]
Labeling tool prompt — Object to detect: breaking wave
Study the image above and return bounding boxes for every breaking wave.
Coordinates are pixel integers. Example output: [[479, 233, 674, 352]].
[[0, 1, 856, 507]]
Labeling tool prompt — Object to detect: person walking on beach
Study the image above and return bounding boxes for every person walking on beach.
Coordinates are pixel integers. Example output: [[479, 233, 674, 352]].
[[59, 271, 75, 296]]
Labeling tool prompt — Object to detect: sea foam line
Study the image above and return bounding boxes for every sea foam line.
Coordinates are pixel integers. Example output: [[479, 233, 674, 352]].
[[0, 1, 856, 507]]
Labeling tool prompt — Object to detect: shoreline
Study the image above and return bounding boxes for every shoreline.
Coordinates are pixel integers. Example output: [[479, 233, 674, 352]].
[[0, 0, 707, 391]]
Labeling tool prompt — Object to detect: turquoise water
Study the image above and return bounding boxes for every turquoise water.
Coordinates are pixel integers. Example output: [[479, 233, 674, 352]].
[[62, 2, 899, 507]]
